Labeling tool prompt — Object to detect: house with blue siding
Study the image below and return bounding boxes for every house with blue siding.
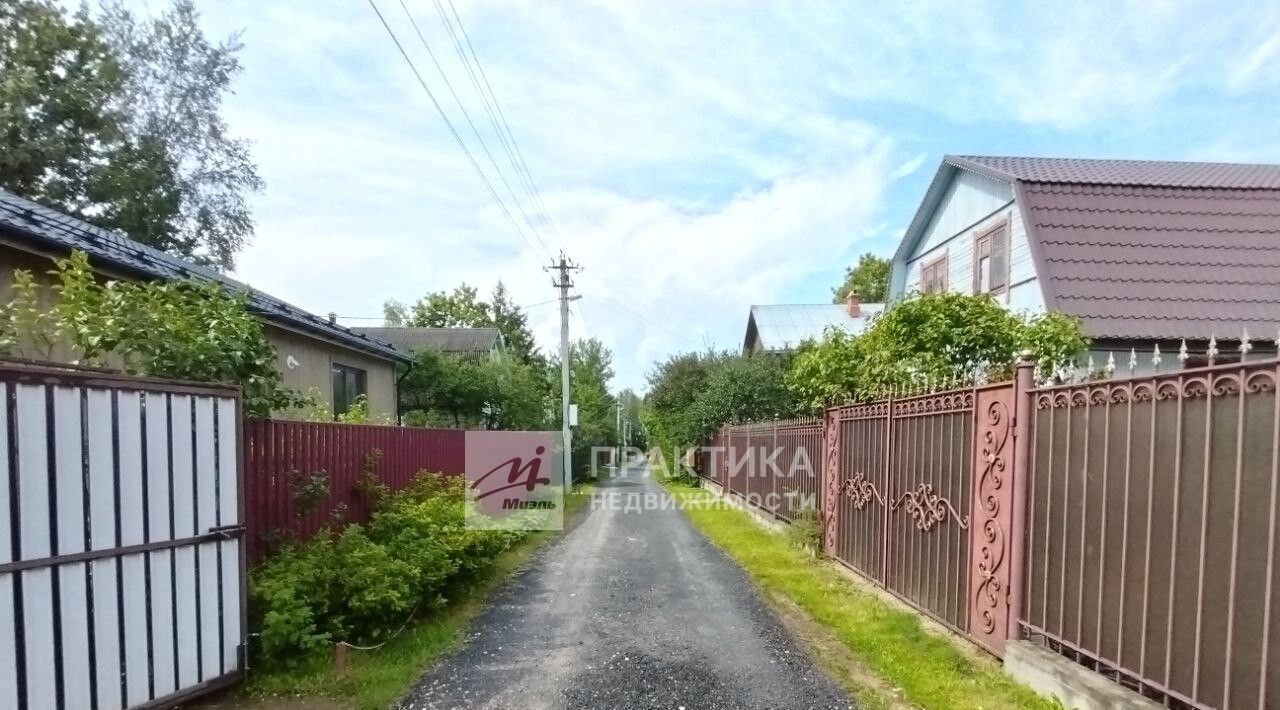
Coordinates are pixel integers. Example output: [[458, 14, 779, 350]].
[[888, 155, 1280, 371]]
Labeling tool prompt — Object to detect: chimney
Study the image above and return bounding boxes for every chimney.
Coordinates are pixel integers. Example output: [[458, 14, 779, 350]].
[[328, 312, 338, 324], [845, 291, 861, 318]]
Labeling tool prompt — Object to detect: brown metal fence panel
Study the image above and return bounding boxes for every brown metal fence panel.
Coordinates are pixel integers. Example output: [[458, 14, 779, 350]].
[[826, 387, 983, 635], [832, 400, 890, 581], [776, 419, 823, 521], [699, 418, 823, 523], [243, 420, 466, 562], [1023, 360, 1280, 709]]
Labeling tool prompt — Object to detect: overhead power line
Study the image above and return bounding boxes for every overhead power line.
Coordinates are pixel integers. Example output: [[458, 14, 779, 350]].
[[437, 0, 565, 246], [334, 298, 559, 322], [396, 0, 552, 257], [365, 0, 546, 261]]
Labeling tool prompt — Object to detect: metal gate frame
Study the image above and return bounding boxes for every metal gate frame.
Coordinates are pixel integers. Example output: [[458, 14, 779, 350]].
[[819, 358, 1036, 656], [0, 361, 246, 709]]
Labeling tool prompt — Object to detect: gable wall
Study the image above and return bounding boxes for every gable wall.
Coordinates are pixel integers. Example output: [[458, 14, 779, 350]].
[[900, 169, 1044, 313]]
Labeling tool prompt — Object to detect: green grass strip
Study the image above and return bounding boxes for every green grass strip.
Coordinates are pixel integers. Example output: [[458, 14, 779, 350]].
[[665, 481, 1056, 710]]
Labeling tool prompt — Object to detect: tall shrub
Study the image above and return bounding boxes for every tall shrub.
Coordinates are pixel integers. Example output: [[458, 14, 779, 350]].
[[787, 293, 1088, 410]]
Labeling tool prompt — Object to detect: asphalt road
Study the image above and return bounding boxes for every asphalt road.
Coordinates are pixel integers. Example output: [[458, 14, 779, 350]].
[[397, 465, 852, 710]]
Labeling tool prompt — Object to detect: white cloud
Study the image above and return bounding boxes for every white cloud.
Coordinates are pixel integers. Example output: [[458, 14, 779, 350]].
[[114, 0, 1280, 392]]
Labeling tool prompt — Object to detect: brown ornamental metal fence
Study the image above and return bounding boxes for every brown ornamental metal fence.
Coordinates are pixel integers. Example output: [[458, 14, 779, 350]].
[[698, 350, 1280, 708], [820, 383, 1015, 649], [700, 417, 823, 523], [1022, 358, 1280, 710]]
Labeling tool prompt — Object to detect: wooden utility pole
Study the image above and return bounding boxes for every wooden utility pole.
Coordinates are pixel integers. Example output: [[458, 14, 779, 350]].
[[546, 254, 581, 485]]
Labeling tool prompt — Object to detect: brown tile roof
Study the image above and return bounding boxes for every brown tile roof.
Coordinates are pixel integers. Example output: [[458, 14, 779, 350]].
[[951, 156, 1280, 341]]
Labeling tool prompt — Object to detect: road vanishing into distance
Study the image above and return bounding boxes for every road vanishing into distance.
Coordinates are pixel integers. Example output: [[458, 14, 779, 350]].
[[398, 464, 852, 710]]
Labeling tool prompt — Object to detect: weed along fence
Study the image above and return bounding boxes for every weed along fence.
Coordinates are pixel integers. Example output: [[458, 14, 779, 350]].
[[0, 361, 245, 710], [699, 352, 1280, 709], [701, 417, 823, 523], [243, 420, 466, 561]]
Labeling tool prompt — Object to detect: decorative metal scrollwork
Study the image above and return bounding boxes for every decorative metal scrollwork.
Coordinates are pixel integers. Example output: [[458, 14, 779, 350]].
[[821, 410, 841, 550], [890, 483, 968, 531], [892, 390, 974, 417], [972, 399, 1011, 635], [840, 472, 885, 510]]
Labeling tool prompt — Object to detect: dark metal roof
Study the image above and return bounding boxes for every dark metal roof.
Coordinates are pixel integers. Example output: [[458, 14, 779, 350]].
[[350, 327, 504, 355], [949, 155, 1280, 189], [0, 188, 408, 363]]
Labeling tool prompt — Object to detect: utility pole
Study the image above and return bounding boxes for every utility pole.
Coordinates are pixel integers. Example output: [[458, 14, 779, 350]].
[[546, 254, 581, 486], [615, 401, 623, 469]]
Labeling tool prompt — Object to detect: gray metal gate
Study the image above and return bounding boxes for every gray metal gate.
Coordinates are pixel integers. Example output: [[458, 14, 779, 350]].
[[0, 362, 245, 709]]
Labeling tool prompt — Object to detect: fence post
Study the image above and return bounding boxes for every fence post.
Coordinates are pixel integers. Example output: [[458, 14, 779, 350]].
[[772, 420, 779, 518], [880, 392, 894, 586], [1006, 352, 1036, 642], [822, 407, 840, 556]]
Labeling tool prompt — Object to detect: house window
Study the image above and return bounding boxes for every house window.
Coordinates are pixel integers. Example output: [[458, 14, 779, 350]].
[[920, 253, 948, 293], [331, 363, 367, 417], [974, 223, 1010, 295]]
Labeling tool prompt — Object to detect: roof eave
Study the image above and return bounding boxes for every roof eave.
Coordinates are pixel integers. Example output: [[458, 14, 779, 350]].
[[1009, 180, 1059, 313], [0, 216, 408, 365]]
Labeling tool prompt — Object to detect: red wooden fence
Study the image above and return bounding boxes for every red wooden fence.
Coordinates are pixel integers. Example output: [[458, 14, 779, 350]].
[[243, 419, 466, 561]]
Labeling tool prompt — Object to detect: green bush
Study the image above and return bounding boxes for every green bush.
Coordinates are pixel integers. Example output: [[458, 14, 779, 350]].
[[250, 535, 338, 659], [249, 471, 526, 664], [787, 293, 1089, 410]]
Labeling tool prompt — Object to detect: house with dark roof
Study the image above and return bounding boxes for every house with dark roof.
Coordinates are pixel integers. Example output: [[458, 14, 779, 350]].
[[742, 295, 884, 354], [888, 155, 1280, 370], [0, 187, 410, 418], [350, 327, 506, 359]]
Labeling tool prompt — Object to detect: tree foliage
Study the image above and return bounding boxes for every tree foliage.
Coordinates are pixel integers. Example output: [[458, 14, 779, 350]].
[[643, 351, 716, 453], [832, 253, 891, 303], [788, 292, 1088, 411], [400, 348, 547, 430], [0, 251, 302, 416], [0, 0, 260, 268], [394, 281, 542, 365], [0, 1, 123, 209], [615, 387, 646, 449], [643, 351, 797, 452], [558, 338, 616, 479], [407, 284, 491, 329]]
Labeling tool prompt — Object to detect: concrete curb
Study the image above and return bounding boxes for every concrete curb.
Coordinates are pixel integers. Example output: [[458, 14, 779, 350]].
[[1003, 640, 1162, 710]]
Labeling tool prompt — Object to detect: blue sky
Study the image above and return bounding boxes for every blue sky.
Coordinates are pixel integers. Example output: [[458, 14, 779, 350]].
[[134, 0, 1280, 391]]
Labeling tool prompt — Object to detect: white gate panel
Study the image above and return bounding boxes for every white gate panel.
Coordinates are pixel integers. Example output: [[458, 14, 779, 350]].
[[174, 546, 199, 688], [55, 384, 91, 710], [57, 562, 91, 710], [147, 392, 178, 698], [92, 556, 123, 710], [0, 364, 244, 709], [218, 397, 242, 674], [17, 386, 55, 710], [149, 550, 176, 697], [196, 397, 220, 681], [0, 574, 15, 710], [0, 382, 15, 710]]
